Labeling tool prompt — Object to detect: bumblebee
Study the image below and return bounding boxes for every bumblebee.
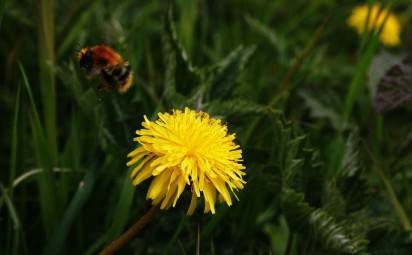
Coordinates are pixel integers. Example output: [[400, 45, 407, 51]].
[[78, 45, 133, 94]]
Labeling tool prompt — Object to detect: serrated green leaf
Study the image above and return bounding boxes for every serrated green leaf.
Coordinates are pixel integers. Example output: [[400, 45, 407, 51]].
[[244, 14, 288, 65], [282, 189, 368, 254], [204, 45, 256, 100], [327, 131, 371, 213], [300, 91, 342, 129], [244, 14, 278, 47], [340, 131, 362, 178], [162, 9, 199, 100], [207, 98, 272, 117]]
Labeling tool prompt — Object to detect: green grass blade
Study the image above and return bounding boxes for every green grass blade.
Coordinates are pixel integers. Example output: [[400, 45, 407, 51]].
[[177, 0, 198, 54], [163, 217, 187, 255], [106, 167, 136, 242], [9, 85, 21, 191], [38, 0, 58, 163], [343, 37, 379, 123], [201, 207, 228, 239], [343, 1, 391, 123], [42, 169, 96, 255], [244, 14, 286, 63], [56, 0, 98, 58], [5, 85, 22, 255], [19, 63, 46, 146], [1, 184, 21, 255], [83, 235, 107, 255], [380, 170, 412, 231], [19, 63, 60, 236], [11, 168, 72, 189]]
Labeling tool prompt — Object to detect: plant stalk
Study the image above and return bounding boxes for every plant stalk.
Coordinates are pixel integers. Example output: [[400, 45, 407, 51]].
[[38, 0, 58, 163], [98, 205, 159, 255], [376, 167, 412, 232]]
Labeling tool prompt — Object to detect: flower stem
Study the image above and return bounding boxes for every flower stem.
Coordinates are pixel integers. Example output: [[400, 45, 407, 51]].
[[98, 205, 159, 255]]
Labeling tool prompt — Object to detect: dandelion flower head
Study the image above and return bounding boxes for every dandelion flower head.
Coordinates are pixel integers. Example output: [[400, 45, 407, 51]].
[[127, 108, 246, 215], [347, 4, 401, 46]]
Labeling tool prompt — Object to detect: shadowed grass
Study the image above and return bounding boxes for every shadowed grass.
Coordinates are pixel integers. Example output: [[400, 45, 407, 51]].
[[38, 0, 58, 164], [42, 169, 96, 255], [19, 63, 60, 236], [1, 184, 26, 255], [0, 0, 7, 29]]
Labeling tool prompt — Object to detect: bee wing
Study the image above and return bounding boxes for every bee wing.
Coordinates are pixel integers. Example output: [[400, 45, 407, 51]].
[[374, 54, 412, 114]]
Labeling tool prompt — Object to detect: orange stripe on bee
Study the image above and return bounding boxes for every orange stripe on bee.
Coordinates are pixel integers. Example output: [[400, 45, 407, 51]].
[[91, 45, 124, 66]]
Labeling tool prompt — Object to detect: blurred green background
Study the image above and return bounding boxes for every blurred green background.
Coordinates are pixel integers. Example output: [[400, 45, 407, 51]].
[[1, 0, 412, 254]]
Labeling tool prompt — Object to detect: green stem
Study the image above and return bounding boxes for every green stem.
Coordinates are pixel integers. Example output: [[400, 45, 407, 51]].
[[342, 40, 377, 124], [376, 167, 412, 231], [343, 2, 392, 124], [9, 86, 21, 195], [363, 135, 412, 232], [269, 15, 329, 107], [38, 0, 58, 163]]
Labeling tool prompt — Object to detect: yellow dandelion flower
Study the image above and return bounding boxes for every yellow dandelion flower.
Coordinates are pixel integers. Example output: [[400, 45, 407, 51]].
[[127, 108, 246, 215], [347, 4, 401, 46]]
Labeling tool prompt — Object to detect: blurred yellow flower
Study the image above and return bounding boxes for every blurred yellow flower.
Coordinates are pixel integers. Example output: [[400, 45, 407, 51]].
[[127, 108, 246, 215], [347, 4, 401, 46]]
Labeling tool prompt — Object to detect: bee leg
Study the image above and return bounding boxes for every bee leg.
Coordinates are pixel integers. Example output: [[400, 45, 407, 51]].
[[101, 68, 117, 90]]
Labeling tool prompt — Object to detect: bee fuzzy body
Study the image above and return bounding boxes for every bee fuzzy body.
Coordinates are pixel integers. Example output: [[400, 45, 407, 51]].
[[101, 62, 134, 94], [78, 45, 133, 94]]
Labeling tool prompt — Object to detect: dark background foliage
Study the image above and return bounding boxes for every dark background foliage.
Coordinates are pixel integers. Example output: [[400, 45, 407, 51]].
[[1, 0, 412, 254]]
